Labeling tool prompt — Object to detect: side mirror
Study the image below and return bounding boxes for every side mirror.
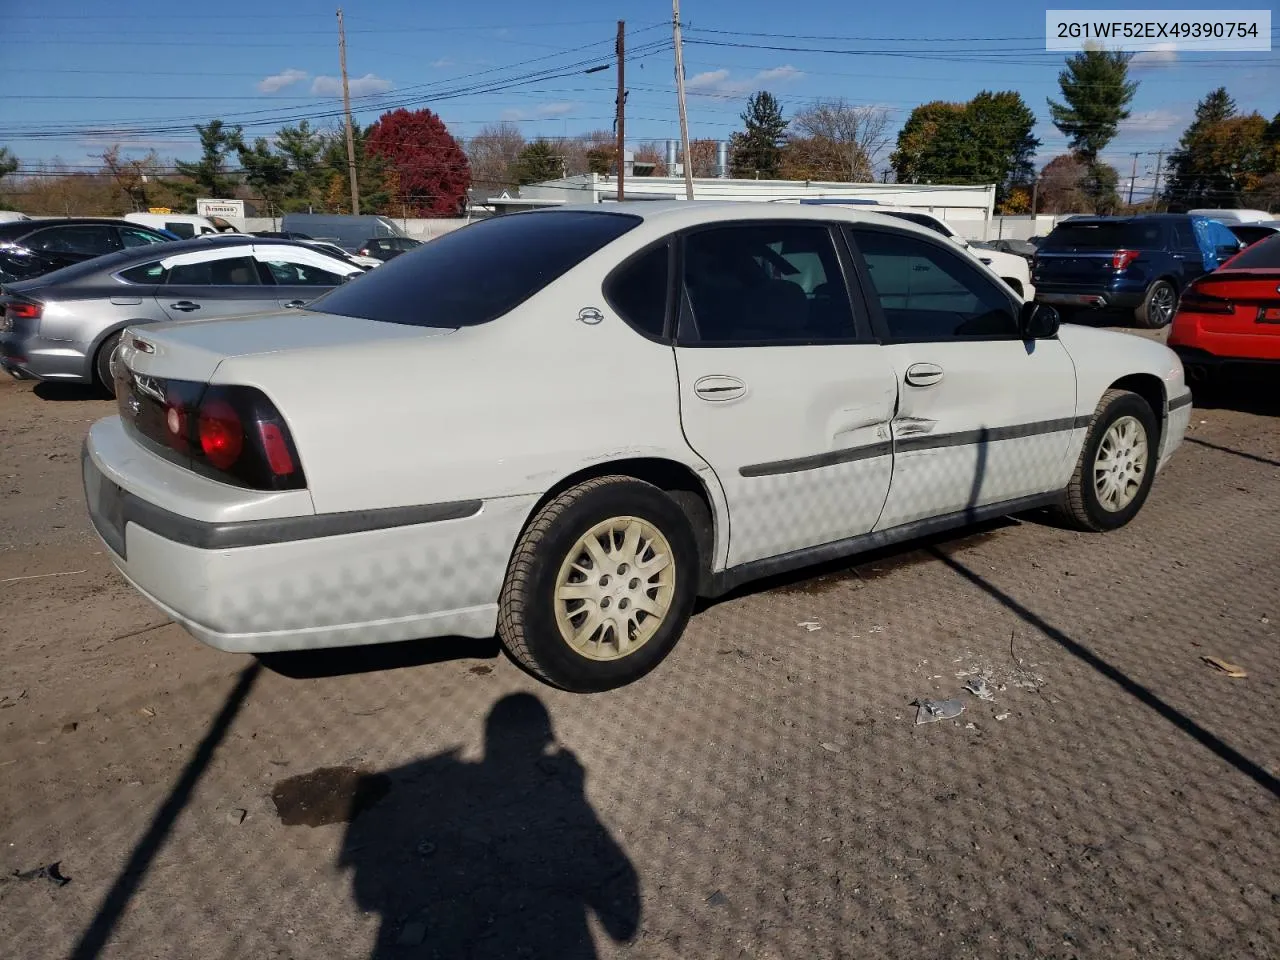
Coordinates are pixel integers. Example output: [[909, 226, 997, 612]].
[[1019, 301, 1060, 339], [1215, 244, 1239, 260]]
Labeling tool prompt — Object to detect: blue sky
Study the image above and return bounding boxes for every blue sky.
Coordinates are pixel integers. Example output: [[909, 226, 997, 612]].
[[3, 0, 1277, 199]]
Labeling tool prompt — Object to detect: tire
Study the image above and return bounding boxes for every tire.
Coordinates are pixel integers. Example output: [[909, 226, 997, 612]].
[[1057, 388, 1159, 532], [94, 332, 123, 398], [1134, 279, 1177, 329], [497, 476, 699, 693]]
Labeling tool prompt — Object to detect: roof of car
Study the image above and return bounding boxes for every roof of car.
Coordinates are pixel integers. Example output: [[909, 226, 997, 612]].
[[503, 200, 956, 241], [0, 217, 169, 237]]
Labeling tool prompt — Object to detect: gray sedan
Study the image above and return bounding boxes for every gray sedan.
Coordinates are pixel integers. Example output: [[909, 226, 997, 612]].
[[0, 235, 363, 395]]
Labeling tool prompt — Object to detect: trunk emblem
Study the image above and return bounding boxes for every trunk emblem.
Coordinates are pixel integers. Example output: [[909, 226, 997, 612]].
[[577, 307, 604, 325]]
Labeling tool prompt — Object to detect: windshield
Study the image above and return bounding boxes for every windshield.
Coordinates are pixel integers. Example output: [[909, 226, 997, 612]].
[[1043, 220, 1165, 249], [1224, 233, 1280, 269], [309, 211, 642, 327]]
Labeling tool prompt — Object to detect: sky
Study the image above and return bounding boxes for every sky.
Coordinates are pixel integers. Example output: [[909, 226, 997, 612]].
[[2, 0, 1277, 201]]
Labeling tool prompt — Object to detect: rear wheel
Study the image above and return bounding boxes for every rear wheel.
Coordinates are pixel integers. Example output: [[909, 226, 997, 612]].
[[1057, 388, 1158, 531], [94, 332, 123, 398], [1135, 279, 1177, 329], [497, 477, 699, 692]]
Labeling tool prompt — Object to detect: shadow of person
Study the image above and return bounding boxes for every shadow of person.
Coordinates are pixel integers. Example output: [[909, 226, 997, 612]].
[[339, 693, 640, 959]]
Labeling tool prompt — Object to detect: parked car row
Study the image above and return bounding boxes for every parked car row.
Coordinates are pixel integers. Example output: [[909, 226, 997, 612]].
[[1, 235, 363, 394]]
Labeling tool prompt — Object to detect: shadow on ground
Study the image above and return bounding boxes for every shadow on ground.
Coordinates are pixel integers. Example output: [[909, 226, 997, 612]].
[[257, 636, 502, 680], [33, 382, 108, 403], [332, 693, 640, 958]]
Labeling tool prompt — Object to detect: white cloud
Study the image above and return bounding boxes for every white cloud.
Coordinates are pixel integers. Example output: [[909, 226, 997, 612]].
[[431, 58, 453, 69], [1132, 43, 1178, 68], [310, 73, 394, 97], [535, 101, 576, 117], [1120, 108, 1184, 133], [686, 65, 803, 96], [753, 65, 803, 84], [257, 68, 308, 94]]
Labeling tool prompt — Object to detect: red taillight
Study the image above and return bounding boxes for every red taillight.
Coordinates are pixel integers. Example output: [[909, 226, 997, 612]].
[[198, 398, 244, 470], [5, 302, 41, 320], [1179, 290, 1234, 315], [1111, 249, 1140, 271], [257, 423, 296, 476], [358, 248, 370, 256]]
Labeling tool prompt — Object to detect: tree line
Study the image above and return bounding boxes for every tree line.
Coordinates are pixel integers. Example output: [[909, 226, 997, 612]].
[[0, 47, 1275, 218]]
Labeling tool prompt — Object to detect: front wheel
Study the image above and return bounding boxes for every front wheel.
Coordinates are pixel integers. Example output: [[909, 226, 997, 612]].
[[1057, 388, 1158, 532], [497, 477, 699, 693], [1135, 280, 1177, 329]]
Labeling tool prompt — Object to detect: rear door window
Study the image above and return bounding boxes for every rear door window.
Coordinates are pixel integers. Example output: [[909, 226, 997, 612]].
[[119, 262, 167, 284], [119, 227, 169, 248], [310, 211, 641, 327], [25, 224, 120, 256], [167, 256, 260, 285], [260, 259, 348, 286]]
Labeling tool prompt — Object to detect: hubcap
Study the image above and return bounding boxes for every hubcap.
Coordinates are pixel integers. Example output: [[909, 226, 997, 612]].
[[553, 516, 676, 661], [1093, 415, 1148, 512], [1151, 286, 1175, 325]]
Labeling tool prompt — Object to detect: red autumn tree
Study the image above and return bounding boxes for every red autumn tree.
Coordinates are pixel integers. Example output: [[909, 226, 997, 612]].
[[364, 108, 470, 216]]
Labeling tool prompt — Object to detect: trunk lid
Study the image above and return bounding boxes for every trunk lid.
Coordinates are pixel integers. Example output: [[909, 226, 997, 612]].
[[1186, 268, 1280, 334], [1034, 219, 1163, 286], [120, 308, 453, 383]]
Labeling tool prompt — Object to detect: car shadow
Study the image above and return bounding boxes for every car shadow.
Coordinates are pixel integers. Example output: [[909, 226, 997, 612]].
[[1190, 380, 1280, 417], [256, 635, 501, 680], [33, 382, 109, 403]]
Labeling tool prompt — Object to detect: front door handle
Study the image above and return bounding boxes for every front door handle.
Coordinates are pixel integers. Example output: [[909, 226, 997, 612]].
[[904, 362, 944, 388], [693, 375, 747, 402], [169, 301, 201, 312], [284, 300, 307, 309]]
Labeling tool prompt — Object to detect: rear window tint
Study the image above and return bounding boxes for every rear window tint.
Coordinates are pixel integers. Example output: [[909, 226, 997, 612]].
[[1043, 221, 1165, 249], [310, 211, 641, 327], [1225, 233, 1280, 269]]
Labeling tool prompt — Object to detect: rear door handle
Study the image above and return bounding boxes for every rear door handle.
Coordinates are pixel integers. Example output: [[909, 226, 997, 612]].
[[169, 301, 201, 312], [904, 362, 944, 388], [284, 300, 307, 309], [693, 375, 747, 402]]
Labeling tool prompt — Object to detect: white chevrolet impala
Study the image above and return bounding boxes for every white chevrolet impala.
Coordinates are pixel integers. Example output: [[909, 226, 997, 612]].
[[84, 203, 1192, 691]]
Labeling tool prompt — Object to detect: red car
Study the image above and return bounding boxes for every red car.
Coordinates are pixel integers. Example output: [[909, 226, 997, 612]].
[[1169, 233, 1280, 384]]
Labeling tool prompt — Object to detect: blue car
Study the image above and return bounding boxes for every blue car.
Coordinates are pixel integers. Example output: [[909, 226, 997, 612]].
[[1032, 214, 1243, 328]]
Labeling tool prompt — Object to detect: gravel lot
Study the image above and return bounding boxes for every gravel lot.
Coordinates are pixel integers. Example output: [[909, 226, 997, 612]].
[[1, 332, 1277, 960]]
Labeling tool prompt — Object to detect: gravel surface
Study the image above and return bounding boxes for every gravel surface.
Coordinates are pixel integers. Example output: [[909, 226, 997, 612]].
[[1, 339, 1277, 960]]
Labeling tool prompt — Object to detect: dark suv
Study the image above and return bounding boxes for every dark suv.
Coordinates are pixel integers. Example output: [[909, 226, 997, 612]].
[[1032, 214, 1243, 328], [0, 218, 174, 284], [358, 236, 422, 262]]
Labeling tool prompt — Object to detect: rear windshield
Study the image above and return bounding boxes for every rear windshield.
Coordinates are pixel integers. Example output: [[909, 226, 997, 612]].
[[1043, 220, 1165, 249], [309, 211, 642, 327], [1228, 225, 1280, 248], [1224, 233, 1280, 269]]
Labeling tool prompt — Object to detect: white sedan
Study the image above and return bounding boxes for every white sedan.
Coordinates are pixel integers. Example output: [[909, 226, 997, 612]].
[[84, 203, 1191, 692]]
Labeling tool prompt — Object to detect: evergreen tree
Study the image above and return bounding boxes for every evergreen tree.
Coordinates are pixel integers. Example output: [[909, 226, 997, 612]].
[[729, 91, 787, 179], [1047, 48, 1138, 162]]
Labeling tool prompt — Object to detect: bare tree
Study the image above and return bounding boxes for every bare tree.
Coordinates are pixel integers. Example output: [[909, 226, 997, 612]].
[[465, 123, 526, 193], [100, 146, 164, 212], [790, 100, 891, 182]]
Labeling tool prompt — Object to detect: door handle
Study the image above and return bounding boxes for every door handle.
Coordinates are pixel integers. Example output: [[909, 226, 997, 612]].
[[169, 301, 201, 312], [284, 300, 307, 309], [693, 375, 747, 402], [904, 362, 944, 388]]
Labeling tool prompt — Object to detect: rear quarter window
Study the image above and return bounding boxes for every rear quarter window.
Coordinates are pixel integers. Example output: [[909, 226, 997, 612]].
[[310, 211, 641, 327], [1044, 221, 1165, 249], [1225, 234, 1280, 268]]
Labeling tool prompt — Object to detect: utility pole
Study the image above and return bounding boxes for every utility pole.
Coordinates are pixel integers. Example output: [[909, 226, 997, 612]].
[[1127, 152, 1139, 206], [337, 8, 361, 215], [1151, 150, 1164, 211], [615, 21, 625, 203], [672, 0, 695, 200], [1030, 178, 1038, 218]]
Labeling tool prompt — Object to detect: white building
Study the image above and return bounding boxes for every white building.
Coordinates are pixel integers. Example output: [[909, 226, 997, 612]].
[[492, 174, 999, 239]]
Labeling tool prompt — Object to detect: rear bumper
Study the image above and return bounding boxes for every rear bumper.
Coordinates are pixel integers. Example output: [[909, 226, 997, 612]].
[[83, 418, 535, 654], [1170, 345, 1280, 378], [0, 331, 90, 382], [1035, 287, 1143, 310]]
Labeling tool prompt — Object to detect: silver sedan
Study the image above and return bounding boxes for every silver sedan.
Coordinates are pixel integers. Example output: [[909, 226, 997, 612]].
[[0, 235, 363, 395]]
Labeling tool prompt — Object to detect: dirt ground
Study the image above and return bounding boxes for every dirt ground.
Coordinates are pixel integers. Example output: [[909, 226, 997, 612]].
[[1, 336, 1277, 960]]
